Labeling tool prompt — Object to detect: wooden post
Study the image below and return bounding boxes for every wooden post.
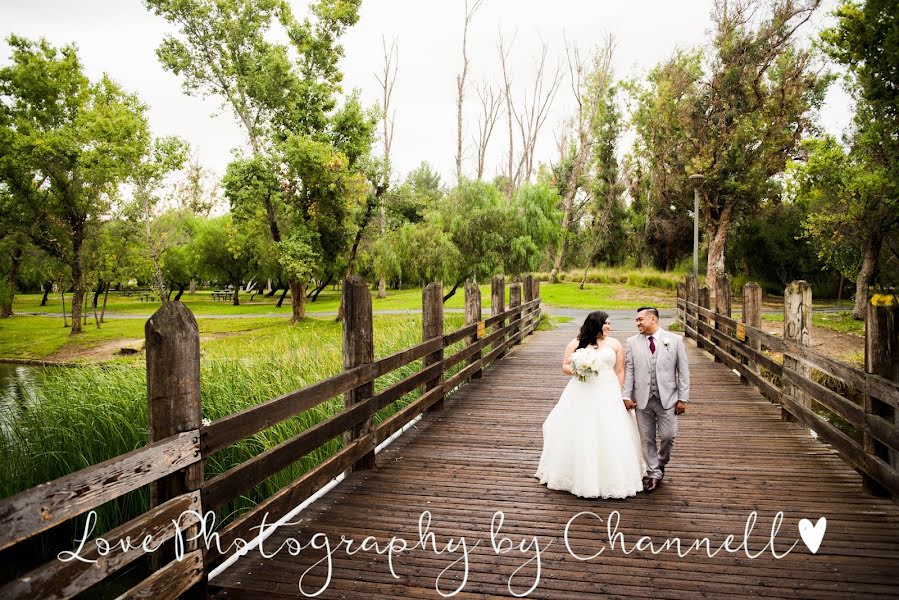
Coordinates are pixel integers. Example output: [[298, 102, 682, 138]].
[[146, 302, 206, 595], [464, 280, 483, 380], [863, 294, 898, 497], [743, 282, 762, 385], [531, 279, 541, 328], [423, 282, 445, 411], [523, 274, 534, 332], [676, 283, 686, 329], [699, 286, 710, 352], [686, 275, 698, 340], [342, 275, 375, 471], [510, 283, 522, 344], [715, 274, 732, 363], [783, 280, 812, 422], [491, 276, 506, 360]]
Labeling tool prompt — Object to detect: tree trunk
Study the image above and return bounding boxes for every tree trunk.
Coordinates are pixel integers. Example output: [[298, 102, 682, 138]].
[[378, 277, 387, 299], [1, 246, 22, 318], [443, 278, 465, 303], [70, 227, 84, 335], [853, 232, 881, 320], [61, 291, 68, 328], [310, 274, 332, 303], [232, 284, 240, 306], [100, 282, 110, 323], [837, 274, 844, 302], [276, 287, 289, 307], [174, 286, 185, 301], [289, 279, 306, 322], [40, 281, 51, 306], [705, 202, 734, 311]]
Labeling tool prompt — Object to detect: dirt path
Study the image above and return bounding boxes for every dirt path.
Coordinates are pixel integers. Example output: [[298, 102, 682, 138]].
[[44, 332, 238, 363]]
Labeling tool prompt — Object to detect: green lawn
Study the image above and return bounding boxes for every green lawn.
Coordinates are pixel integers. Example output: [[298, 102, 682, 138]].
[[537, 281, 676, 310], [761, 311, 864, 336]]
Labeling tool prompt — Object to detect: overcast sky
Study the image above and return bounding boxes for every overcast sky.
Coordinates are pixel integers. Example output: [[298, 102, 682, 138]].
[[2, 0, 851, 186]]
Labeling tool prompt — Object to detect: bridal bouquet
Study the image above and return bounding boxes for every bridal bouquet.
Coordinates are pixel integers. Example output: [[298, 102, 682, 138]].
[[569, 347, 602, 382]]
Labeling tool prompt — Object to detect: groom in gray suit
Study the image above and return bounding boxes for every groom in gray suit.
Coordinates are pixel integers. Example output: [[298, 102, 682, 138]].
[[622, 307, 690, 492]]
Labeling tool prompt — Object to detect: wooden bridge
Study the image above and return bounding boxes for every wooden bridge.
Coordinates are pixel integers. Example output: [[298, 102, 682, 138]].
[[2, 275, 898, 599]]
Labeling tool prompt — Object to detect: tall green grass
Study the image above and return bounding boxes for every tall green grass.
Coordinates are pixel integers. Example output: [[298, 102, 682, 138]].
[[0, 313, 467, 566], [533, 267, 686, 290]]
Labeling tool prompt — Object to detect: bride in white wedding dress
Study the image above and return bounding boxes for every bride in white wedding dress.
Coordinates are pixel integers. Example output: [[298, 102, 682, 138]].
[[534, 311, 646, 499]]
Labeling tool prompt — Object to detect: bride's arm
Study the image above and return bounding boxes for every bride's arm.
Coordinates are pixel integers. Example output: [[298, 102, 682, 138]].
[[614, 340, 625, 388], [562, 339, 578, 375]]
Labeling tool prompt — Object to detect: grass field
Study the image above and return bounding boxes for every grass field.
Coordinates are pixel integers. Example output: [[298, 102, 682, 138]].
[[760, 311, 864, 336]]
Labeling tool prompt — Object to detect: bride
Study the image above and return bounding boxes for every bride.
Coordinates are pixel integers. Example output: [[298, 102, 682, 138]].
[[534, 311, 645, 499]]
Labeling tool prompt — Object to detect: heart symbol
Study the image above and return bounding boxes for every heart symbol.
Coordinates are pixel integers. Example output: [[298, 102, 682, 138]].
[[798, 517, 826, 554]]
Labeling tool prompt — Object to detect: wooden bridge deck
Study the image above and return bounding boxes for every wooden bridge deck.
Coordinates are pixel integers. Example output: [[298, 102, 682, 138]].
[[212, 321, 899, 599]]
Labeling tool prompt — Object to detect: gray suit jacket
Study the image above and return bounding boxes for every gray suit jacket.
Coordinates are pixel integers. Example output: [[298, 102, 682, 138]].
[[622, 329, 690, 410]]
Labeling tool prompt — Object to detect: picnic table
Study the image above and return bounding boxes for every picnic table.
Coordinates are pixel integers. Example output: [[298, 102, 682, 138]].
[[212, 290, 235, 302]]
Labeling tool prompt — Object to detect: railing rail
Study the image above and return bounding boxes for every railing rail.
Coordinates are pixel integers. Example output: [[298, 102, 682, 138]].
[[676, 278, 899, 500], [0, 275, 542, 599]]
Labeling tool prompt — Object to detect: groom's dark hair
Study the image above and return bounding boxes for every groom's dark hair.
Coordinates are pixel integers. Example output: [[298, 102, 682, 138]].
[[637, 306, 659, 319]]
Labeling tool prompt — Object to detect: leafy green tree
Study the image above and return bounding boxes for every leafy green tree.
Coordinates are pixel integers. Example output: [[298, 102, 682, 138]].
[[0, 36, 149, 333], [147, 0, 364, 321], [195, 215, 258, 305], [818, 0, 899, 316], [792, 134, 898, 317]]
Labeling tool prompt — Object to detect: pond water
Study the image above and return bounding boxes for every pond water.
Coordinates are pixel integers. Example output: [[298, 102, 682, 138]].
[[0, 363, 42, 432]]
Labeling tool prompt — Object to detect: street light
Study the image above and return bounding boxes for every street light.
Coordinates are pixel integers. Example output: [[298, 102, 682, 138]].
[[689, 174, 704, 279]]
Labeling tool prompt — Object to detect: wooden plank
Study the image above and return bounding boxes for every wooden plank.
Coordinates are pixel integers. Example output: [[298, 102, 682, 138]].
[[202, 400, 373, 511], [865, 412, 899, 456], [443, 359, 483, 392], [205, 438, 373, 571], [201, 364, 370, 456], [443, 338, 484, 371], [371, 337, 442, 378], [780, 394, 899, 496], [782, 366, 865, 428], [116, 548, 205, 600], [371, 362, 444, 412], [0, 431, 199, 553], [442, 322, 478, 347], [374, 385, 445, 446], [1, 493, 202, 600]]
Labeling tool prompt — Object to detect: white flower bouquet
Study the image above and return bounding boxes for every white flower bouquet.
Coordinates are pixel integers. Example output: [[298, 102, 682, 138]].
[[569, 347, 602, 382]]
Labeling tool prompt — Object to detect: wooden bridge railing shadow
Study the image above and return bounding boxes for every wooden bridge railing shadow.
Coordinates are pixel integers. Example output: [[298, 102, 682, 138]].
[[0, 275, 542, 599], [677, 274, 899, 500]]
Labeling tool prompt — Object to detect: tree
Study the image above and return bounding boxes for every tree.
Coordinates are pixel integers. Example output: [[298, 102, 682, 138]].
[[131, 135, 189, 302], [818, 0, 899, 316], [455, 0, 483, 182], [146, 0, 363, 321], [0, 36, 149, 333], [195, 215, 257, 305], [792, 134, 898, 317]]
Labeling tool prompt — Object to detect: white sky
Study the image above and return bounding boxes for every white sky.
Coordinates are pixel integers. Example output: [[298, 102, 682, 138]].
[[2, 0, 851, 186]]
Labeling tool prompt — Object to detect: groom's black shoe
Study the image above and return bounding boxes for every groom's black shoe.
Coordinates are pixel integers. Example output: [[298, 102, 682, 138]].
[[645, 478, 659, 492]]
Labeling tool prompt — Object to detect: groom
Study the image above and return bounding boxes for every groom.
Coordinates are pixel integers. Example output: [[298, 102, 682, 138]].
[[622, 307, 690, 492]]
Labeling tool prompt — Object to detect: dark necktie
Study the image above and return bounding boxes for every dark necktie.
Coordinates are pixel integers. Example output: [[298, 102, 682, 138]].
[[648, 335, 656, 354]]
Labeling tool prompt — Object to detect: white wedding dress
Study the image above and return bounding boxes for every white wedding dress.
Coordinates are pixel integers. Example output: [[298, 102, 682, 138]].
[[534, 344, 646, 499]]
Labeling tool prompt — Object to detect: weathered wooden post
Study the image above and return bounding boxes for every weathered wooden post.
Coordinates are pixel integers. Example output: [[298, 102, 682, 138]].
[[863, 294, 898, 497], [742, 282, 763, 385], [715, 274, 732, 363], [523, 274, 534, 332], [343, 275, 375, 471], [686, 275, 698, 340], [533, 279, 541, 324], [698, 286, 710, 352], [510, 283, 522, 344], [491, 276, 506, 360], [676, 283, 686, 330], [423, 282, 445, 412], [146, 301, 206, 595], [783, 280, 812, 422], [464, 280, 483, 380]]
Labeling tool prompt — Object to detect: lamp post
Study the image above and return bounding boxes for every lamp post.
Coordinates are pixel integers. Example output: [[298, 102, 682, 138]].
[[689, 174, 704, 278]]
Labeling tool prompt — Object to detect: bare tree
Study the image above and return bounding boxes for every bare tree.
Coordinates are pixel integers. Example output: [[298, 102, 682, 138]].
[[498, 33, 562, 199], [456, 0, 484, 182], [498, 30, 516, 199], [549, 35, 615, 282], [473, 81, 503, 180], [375, 36, 399, 298]]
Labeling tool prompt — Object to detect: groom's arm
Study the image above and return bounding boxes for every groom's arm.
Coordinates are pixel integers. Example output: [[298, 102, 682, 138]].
[[622, 338, 634, 401], [676, 336, 690, 402]]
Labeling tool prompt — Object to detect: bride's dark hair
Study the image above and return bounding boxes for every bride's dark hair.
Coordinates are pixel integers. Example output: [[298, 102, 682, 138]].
[[577, 311, 609, 349]]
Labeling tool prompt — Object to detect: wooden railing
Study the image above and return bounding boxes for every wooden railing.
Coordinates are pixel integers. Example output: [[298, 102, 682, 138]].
[[0, 274, 542, 599], [676, 275, 899, 500]]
